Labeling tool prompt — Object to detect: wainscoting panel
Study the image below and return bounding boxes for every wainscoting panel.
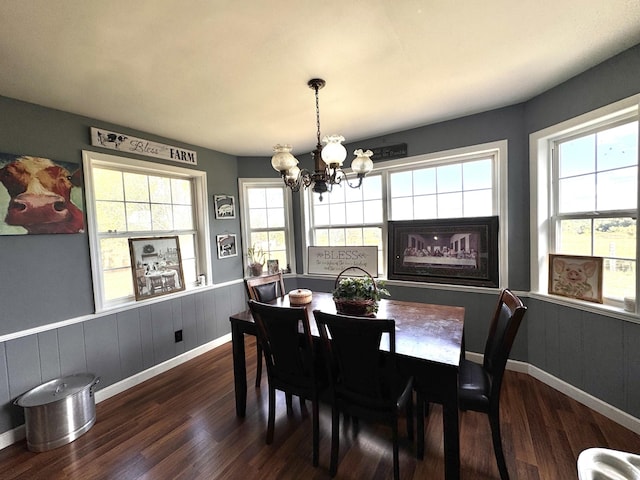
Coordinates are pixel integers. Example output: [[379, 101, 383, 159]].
[[0, 282, 247, 437]]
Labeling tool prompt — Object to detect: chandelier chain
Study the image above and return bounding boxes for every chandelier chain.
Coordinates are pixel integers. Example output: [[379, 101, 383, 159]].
[[314, 84, 322, 148]]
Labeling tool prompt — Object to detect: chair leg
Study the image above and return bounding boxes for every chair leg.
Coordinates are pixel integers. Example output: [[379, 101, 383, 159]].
[[392, 417, 400, 480], [266, 385, 275, 444], [255, 343, 263, 388], [489, 407, 510, 480], [312, 398, 319, 467], [406, 394, 414, 441], [330, 406, 340, 477], [286, 393, 293, 415], [416, 392, 425, 460]]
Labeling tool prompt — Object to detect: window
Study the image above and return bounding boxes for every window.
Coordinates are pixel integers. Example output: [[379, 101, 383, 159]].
[[239, 179, 295, 273], [308, 174, 385, 273], [531, 95, 639, 308], [305, 141, 507, 279], [83, 151, 210, 311]]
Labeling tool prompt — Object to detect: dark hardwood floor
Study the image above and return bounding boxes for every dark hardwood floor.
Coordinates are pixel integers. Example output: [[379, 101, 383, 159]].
[[1, 337, 639, 479]]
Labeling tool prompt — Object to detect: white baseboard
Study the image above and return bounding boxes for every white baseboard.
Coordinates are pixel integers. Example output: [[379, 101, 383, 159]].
[[0, 334, 231, 451], [95, 333, 231, 403], [0, 425, 24, 451], [465, 351, 640, 435], [3, 342, 638, 451]]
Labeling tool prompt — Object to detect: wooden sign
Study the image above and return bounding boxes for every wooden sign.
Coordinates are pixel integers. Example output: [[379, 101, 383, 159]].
[[90, 127, 197, 165], [308, 246, 378, 277], [370, 143, 407, 160]]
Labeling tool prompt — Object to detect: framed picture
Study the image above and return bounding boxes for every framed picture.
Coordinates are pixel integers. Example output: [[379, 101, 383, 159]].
[[388, 216, 499, 287], [128, 236, 185, 301], [214, 194, 236, 219], [267, 259, 280, 274], [0, 153, 85, 235], [217, 233, 238, 258], [549, 254, 603, 303]]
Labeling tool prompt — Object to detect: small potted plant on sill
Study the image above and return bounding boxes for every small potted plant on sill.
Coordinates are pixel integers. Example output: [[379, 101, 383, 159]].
[[247, 244, 266, 277], [332, 267, 390, 316]]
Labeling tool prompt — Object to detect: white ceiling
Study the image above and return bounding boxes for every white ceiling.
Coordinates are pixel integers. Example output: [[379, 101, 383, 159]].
[[1, 1, 639, 157]]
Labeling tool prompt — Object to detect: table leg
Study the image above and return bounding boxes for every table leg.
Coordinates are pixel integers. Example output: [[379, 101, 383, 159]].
[[231, 321, 247, 417], [442, 377, 460, 480]]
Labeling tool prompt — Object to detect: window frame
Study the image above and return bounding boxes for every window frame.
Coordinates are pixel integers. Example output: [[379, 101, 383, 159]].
[[83, 150, 211, 313], [530, 95, 640, 312], [238, 178, 296, 274], [303, 140, 509, 286]]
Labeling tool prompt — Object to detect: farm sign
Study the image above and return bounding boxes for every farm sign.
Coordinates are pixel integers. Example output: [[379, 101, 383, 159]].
[[90, 127, 197, 165]]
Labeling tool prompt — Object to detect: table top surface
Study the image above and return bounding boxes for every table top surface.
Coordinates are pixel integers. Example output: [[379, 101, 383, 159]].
[[230, 291, 465, 368]]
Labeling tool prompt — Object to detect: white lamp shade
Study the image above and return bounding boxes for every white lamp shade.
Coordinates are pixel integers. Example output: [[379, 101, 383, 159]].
[[271, 144, 299, 172], [351, 149, 374, 175], [321, 135, 347, 166], [285, 165, 301, 182]]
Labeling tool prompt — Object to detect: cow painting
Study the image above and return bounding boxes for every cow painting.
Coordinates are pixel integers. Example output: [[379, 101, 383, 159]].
[[0, 154, 84, 234]]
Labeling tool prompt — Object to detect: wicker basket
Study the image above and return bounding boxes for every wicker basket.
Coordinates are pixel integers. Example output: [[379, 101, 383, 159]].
[[333, 267, 378, 317]]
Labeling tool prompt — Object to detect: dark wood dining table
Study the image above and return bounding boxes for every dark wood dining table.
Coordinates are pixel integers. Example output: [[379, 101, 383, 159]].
[[229, 291, 465, 480]]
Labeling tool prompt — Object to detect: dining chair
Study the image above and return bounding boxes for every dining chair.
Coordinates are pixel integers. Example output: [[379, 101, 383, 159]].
[[247, 300, 324, 466], [446, 288, 526, 480], [149, 275, 163, 294], [245, 272, 286, 388], [313, 310, 415, 480]]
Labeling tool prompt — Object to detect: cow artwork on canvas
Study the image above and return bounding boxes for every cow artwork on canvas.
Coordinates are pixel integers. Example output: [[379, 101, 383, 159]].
[[0, 154, 84, 234]]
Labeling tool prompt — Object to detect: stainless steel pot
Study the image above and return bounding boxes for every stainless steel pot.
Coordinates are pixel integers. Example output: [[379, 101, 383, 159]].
[[15, 373, 100, 452]]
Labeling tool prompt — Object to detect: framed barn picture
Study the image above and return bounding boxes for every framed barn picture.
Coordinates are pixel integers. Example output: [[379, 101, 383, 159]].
[[217, 233, 238, 258], [549, 254, 603, 303], [129, 236, 185, 301], [214, 194, 236, 219]]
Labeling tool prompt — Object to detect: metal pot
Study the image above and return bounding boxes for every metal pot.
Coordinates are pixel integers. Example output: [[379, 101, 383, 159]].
[[15, 373, 100, 452]]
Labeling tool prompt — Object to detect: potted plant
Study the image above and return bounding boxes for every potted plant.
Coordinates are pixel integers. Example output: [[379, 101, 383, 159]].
[[332, 267, 390, 316], [247, 244, 266, 276]]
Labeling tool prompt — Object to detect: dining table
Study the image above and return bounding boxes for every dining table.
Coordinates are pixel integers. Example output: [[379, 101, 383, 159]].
[[228, 291, 465, 480]]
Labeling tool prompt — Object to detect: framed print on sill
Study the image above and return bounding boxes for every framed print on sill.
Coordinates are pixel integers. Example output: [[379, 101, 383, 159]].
[[129, 236, 185, 301], [549, 254, 603, 303]]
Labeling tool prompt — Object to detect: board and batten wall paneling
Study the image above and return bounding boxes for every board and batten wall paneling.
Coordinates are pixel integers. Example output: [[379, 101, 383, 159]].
[[0, 283, 246, 436]]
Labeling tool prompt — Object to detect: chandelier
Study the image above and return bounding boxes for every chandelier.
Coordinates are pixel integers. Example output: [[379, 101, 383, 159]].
[[271, 78, 373, 201]]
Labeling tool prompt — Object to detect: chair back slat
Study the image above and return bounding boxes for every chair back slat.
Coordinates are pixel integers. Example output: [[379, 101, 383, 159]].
[[248, 300, 314, 386], [483, 289, 527, 392], [314, 311, 396, 406], [246, 273, 285, 303]]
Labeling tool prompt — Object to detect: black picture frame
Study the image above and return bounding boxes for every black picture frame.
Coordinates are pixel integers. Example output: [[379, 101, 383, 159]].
[[387, 216, 499, 287]]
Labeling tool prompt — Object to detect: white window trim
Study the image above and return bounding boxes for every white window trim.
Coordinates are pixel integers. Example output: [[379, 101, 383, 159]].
[[238, 178, 296, 274], [83, 150, 211, 313], [529, 94, 640, 313], [302, 140, 509, 287]]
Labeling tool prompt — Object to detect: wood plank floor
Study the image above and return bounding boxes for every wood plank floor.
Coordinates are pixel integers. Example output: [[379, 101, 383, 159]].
[[1, 337, 639, 479]]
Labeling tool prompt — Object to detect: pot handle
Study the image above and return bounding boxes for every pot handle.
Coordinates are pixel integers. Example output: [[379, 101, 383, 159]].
[[89, 376, 101, 397]]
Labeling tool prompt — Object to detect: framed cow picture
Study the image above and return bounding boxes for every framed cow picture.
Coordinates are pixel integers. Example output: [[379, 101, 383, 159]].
[[217, 233, 238, 258], [0, 153, 85, 235]]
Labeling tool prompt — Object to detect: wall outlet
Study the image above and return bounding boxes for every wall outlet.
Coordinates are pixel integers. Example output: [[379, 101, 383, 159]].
[[174, 330, 183, 343]]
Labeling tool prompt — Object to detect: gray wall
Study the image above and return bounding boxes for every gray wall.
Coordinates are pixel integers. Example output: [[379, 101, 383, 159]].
[[0, 97, 249, 434], [245, 42, 640, 421], [0, 42, 639, 438]]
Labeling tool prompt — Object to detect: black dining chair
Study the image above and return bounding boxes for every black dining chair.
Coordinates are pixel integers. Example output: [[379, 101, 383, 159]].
[[248, 300, 323, 466], [245, 272, 286, 388], [313, 310, 415, 480], [455, 289, 527, 480]]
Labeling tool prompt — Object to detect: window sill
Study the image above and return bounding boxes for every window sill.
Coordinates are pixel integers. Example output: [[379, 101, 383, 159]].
[[529, 291, 639, 325]]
